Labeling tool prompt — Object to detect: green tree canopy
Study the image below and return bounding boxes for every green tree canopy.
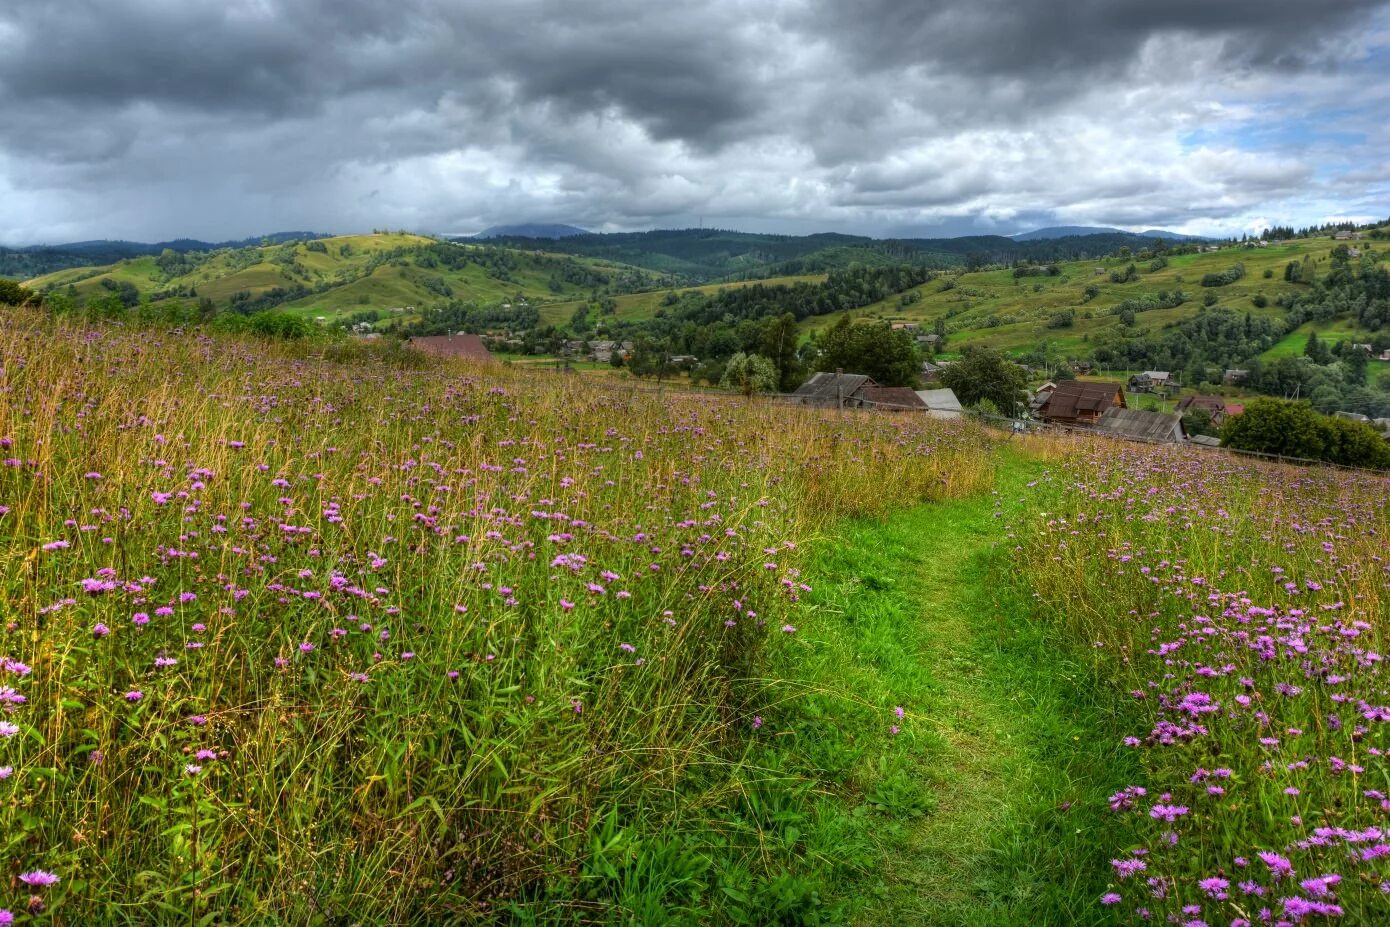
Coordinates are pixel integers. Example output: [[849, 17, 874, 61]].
[[719, 352, 779, 398], [1221, 398, 1390, 469], [938, 346, 1029, 416], [815, 317, 919, 387], [758, 313, 804, 392]]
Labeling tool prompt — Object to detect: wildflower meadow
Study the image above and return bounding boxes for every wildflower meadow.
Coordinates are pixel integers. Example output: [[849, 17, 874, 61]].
[[0, 312, 992, 922], [1019, 445, 1390, 925], [2, 309, 1388, 925]]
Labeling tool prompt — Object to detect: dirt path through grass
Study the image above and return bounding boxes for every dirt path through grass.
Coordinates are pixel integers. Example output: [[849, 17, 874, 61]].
[[798, 452, 1132, 924]]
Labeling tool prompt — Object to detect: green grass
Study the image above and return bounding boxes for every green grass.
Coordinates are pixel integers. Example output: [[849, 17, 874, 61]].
[[761, 449, 1135, 925], [1261, 319, 1380, 360]]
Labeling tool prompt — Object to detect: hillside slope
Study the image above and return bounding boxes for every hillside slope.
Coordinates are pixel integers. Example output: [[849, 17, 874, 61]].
[[28, 233, 665, 324], [799, 237, 1380, 354]]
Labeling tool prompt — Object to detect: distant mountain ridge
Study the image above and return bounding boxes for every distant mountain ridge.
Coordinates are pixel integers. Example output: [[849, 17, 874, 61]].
[[1013, 225, 1208, 242], [0, 232, 329, 279], [475, 224, 589, 239]]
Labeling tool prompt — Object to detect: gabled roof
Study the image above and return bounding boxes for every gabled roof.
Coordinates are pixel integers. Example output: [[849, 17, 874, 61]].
[[1176, 395, 1227, 414], [915, 388, 963, 413], [406, 334, 494, 361], [1096, 407, 1185, 442], [1039, 380, 1124, 418], [861, 386, 927, 409], [792, 372, 875, 402]]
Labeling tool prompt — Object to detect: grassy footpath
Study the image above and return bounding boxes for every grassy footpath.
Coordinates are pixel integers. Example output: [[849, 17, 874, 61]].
[[772, 449, 1136, 925]]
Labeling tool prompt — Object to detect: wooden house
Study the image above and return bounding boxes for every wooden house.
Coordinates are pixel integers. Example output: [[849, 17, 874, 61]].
[[1037, 380, 1126, 425]]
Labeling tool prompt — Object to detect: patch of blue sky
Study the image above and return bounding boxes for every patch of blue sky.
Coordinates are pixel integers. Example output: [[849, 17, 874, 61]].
[[1182, 111, 1368, 152]]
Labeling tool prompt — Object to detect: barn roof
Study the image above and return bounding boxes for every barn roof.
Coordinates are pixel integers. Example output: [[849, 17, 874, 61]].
[[792, 372, 876, 403], [1038, 380, 1124, 418], [1096, 407, 1184, 442], [406, 334, 494, 362], [1176, 395, 1227, 414], [861, 386, 927, 409]]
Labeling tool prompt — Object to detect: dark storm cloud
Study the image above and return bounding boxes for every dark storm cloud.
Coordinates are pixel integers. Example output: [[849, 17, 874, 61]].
[[804, 0, 1388, 79], [0, 0, 1387, 243], [0, 0, 764, 145]]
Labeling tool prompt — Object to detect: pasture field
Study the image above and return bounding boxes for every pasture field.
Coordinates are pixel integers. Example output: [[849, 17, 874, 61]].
[[1262, 320, 1383, 360], [1, 310, 1387, 924], [796, 238, 1349, 352]]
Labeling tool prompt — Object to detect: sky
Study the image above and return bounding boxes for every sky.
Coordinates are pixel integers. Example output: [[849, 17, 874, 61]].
[[2, 0, 1388, 245]]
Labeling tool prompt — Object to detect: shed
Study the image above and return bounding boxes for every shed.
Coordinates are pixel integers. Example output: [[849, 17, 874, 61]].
[[1188, 434, 1222, 449], [1128, 371, 1172, 392], [1095, 407, 1185, 443], [915, 388, 964, 419]]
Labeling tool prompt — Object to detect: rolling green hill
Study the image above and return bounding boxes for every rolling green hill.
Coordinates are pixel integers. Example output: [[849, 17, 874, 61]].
[[795, 237, 1367, 353], [27, 233, 666, 325]]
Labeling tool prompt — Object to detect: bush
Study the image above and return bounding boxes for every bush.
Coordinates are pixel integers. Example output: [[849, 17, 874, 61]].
[[0, 277, 40, 306], [1201, 263, 1246, 287], [1221, 398, 1390, 469], [229, 310, 315, 340]]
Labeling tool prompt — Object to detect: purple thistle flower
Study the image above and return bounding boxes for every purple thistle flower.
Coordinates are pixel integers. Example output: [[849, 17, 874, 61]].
[[18, 871, 58, 887]]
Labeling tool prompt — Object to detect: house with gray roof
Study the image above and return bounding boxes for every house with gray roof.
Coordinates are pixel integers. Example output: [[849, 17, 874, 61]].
[[791, 372, 877, 408], [915, 387, 964, 419]]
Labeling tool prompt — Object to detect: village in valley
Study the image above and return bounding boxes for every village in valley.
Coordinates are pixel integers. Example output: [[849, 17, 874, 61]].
[[387, 223, 1390, 465]]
